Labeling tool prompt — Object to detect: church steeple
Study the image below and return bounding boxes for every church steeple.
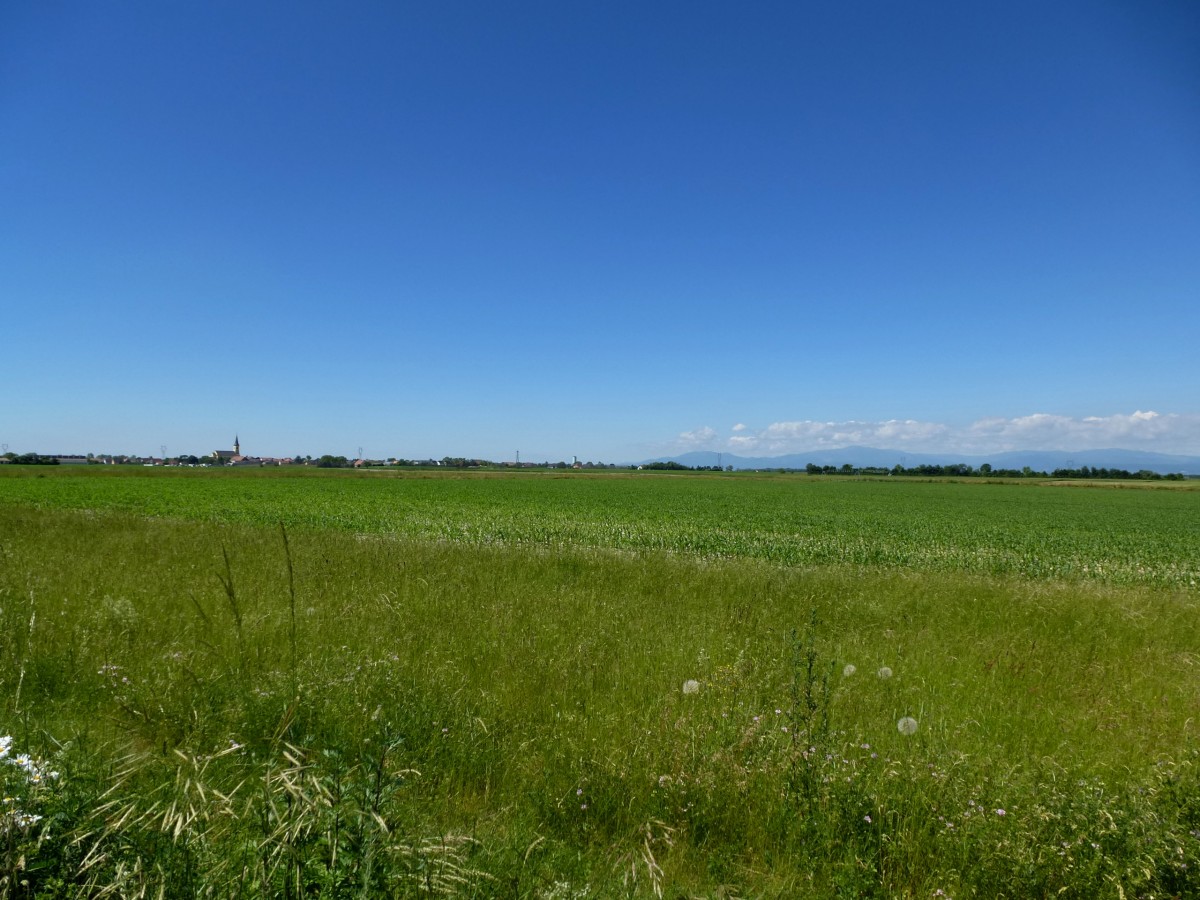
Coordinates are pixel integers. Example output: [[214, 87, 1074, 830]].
[[234, 435, 240, 456]]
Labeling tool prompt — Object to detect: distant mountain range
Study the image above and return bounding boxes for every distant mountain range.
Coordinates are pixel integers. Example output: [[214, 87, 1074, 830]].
[[644, 446, 1200, 475]]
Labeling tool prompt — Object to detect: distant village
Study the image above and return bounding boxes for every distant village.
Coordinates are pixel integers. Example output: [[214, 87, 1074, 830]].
[[0, 436, 624, 471]]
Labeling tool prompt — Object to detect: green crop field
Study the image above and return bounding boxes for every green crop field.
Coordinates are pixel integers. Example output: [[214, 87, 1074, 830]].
[[1, 466, 1198, 897], [2, 465, 1197, 588]]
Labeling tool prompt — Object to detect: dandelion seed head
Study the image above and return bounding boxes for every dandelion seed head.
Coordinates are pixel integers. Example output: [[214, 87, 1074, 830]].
[[682, 679, 700, 695], [897, 716, 919, 735], [877, 667, 893, 679], [843, 664, 857, 677]]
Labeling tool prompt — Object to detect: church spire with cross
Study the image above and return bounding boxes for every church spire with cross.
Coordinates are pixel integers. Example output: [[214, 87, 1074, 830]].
[[234, 435, 240, 456]]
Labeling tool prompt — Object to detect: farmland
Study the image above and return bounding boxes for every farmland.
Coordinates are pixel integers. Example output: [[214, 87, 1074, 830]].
[[2, 465, 1197, 589], [1, 466, 1199, 897]]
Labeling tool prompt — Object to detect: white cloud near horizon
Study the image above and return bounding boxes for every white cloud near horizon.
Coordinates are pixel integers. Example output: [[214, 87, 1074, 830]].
[[676, 411, 1200, 457], [677, 426, 719, 448]]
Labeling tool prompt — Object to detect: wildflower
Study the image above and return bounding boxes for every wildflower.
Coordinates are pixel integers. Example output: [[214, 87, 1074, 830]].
[[843, 664, 857, 676], [897, 716, 919, 735], [877, 667, 893, 679], [864, 814, 872, 823], [995, 808, 1006, 816], [576, 788, 583, 796], [682, 679, 700, 695]]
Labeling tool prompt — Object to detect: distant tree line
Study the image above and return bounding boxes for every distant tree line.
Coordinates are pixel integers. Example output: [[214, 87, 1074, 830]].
[[0, 452, 59, 465], [798, 462, 1186, 480], [1048, 465, 1186, 481], [637, 461, 733, 472]]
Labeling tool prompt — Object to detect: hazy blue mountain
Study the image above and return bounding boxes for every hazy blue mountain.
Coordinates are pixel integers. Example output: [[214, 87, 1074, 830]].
[[643, 447, 1200, 475]]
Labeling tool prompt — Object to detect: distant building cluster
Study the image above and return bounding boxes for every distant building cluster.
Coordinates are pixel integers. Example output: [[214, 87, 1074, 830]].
[[206, 435, 293, 467], [0, 436, 611, 470], [0, 437, 293, 468], [0, 438, 622, 471]]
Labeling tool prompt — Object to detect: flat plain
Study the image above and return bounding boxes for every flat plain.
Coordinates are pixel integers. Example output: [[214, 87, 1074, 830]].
[[1, 466, 1198, 897]]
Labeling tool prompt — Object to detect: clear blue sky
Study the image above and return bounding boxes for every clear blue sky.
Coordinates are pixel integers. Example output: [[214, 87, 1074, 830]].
[[3, 1, 1198, 461]]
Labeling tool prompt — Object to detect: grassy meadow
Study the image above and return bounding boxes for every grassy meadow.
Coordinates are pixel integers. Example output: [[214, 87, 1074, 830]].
[[1, 466, 1199, 897]]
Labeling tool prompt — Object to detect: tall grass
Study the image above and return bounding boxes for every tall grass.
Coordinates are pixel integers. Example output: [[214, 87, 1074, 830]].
[[1, 504, 1198, 896]]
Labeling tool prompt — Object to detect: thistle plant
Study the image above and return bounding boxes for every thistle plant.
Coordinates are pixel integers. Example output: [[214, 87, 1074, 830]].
[[787, 611, 832, 800]]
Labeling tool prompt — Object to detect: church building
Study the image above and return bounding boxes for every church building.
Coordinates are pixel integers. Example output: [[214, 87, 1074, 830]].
[[213, 435, 243, 463]]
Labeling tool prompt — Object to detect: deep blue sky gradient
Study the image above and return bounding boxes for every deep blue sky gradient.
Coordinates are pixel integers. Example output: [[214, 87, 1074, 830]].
[[3, 2, 1198, 460]]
